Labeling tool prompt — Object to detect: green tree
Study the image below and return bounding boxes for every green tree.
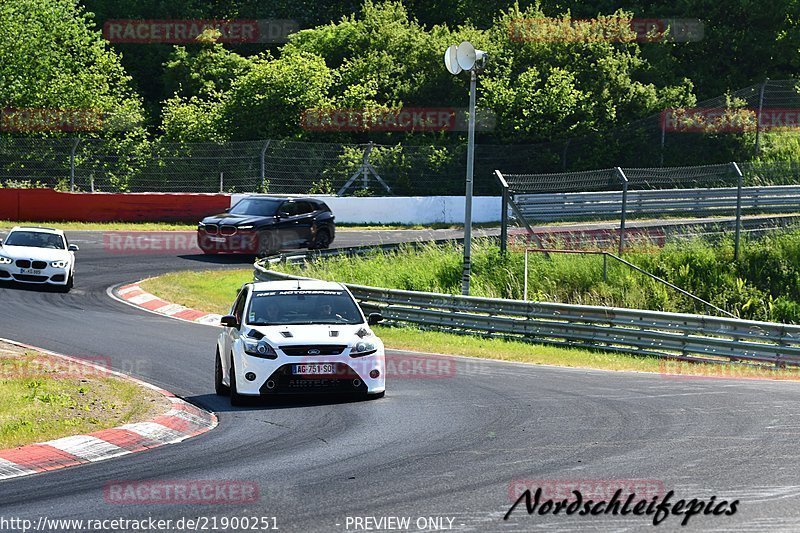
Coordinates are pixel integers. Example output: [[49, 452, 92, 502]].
[[0, 0, 145, 133]]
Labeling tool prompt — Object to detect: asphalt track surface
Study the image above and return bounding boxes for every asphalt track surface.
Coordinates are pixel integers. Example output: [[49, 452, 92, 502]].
[[1, 229, 800, 532]]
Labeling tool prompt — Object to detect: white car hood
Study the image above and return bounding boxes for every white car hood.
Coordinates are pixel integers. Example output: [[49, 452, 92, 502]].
[[0, 245, 71, 262], [246, 324, 374, 347]]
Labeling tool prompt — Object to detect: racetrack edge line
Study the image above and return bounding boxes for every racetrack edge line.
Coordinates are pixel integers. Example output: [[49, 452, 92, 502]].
[[0, 337, 218, 481]]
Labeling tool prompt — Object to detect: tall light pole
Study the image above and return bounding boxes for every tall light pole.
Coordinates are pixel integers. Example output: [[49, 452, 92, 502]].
[[444, 41, 487, 295]]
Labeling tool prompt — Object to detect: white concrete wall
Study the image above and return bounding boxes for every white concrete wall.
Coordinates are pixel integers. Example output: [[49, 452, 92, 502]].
[[230, 195, 501, 224]]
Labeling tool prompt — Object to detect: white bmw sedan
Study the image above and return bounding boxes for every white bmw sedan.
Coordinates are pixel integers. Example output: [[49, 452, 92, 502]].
[[215, 280, 386, 405], [0, 226, 79, 292]]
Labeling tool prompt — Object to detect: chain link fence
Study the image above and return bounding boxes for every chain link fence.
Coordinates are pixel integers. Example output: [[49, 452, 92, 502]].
[[0, 137, 535, 196], [2, 80, 799, 195]]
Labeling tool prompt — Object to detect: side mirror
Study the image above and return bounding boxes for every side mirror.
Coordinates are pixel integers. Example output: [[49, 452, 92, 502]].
[[68, 244, 79, 252], [220, 315, 239, 328], [367, 313, 383, 326]]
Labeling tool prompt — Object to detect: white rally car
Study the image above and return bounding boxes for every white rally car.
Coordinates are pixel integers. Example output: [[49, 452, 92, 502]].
[[215, 280, 385, 405], [0, 226, 78, 292]]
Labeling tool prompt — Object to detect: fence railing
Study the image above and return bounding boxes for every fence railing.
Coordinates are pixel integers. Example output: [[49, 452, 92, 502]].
[[497, 162, 800, 256], [511, 184, 800, 221], [254, 256, 800, 368]]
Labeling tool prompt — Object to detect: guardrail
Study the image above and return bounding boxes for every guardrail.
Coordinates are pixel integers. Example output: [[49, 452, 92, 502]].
[[254, 254, 800, 368], [512, 185, 800, 222]]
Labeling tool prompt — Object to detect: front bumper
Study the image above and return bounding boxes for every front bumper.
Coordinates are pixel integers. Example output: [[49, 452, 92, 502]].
[[0, 265, 70, 285], [197, 230, 258, 254], [232, 343, 386, 396]]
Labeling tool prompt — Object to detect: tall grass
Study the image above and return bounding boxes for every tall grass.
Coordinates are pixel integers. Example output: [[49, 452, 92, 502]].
[[273, 230, 800, 324]]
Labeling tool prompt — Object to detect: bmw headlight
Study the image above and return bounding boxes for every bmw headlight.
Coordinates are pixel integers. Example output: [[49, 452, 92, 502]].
[[50, 260, 69, 268], [350, 340, 377, 357], [243, 339, 277, 359], [0, 256, 11, 265]]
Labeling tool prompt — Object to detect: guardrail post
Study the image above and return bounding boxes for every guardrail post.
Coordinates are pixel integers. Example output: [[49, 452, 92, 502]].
[[259, 140, 270, 191], [69, 138, 80, 192], [495, 170, 509, 254], [603, 253, 608, 282], [732, 162, 744, 260], [523, 249, 529, 301], [219, 171, 224, 193], [616, 167, 629, 254], [755, 79, 768, 156]]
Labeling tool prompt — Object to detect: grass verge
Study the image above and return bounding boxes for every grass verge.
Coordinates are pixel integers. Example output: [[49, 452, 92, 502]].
[[137, 269, 800, 380], [0, 342, 169, 449]]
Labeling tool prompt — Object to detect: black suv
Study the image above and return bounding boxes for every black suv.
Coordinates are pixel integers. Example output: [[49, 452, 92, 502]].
[[197, 196, 335, 255]]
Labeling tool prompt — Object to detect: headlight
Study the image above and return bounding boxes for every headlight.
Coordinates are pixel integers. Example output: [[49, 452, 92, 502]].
[[238, 225, 254, 230], [350, 340, 377, 357], [243, 339, 277, 359], [0, 256, 11, 265], [198, 222, 206, 228], [50, 260, 69, 268]]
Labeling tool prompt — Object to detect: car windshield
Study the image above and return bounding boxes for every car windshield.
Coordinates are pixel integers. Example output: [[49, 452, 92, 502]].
[[4, 231, 65, 249], [228, 198, 281, 217], [247, 289, 363, 326]]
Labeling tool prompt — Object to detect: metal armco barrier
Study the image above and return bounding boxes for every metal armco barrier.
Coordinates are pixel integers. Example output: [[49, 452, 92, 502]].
[[511, 185, 800, 222], [254, 256, 800, 367]]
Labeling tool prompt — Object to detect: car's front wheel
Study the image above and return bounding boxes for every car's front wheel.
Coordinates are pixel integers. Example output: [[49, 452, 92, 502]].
[[229, 356, 246, 406], [215, 349, 229, 396], [309, 228, 332, 250], [257, 230, 279, 257], [57, 273, 74, 293]]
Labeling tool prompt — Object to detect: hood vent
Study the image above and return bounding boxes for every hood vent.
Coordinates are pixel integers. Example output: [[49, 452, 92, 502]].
[[280, 331, 293, 338], [329, 330, 339, 337], [246, 329, 264, 340]]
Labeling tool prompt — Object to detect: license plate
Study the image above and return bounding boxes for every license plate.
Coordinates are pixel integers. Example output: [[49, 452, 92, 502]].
[[208, 237, 226, 242], [19, 268, 41, 275], [292, 363, 335, 375]]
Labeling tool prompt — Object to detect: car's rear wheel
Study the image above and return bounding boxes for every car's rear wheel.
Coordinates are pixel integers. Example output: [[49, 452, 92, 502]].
[[309, 228, 331, 250], [229, 356, 246, 406], [215, 349, 229, 396]]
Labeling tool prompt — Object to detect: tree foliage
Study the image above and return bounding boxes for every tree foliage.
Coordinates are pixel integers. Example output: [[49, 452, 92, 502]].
[[0, 0, 144, 134]]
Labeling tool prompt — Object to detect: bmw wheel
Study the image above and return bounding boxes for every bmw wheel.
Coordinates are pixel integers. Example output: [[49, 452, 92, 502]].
[[310, 228, 331, 250], [257, 230, 279, 257]]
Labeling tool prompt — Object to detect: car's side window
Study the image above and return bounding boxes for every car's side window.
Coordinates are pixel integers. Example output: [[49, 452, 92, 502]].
[[278, 202, 295, 217], [232, 289, 247, 324], [298, 202, 315, 215]]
